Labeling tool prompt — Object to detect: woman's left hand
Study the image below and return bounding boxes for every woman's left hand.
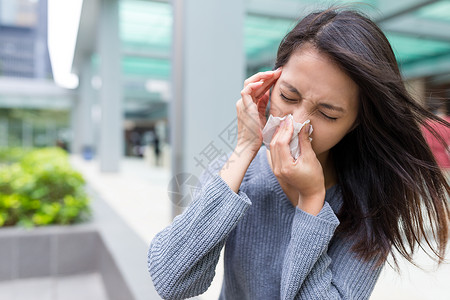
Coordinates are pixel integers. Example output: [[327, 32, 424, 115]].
[[269, 118, 326, 215]]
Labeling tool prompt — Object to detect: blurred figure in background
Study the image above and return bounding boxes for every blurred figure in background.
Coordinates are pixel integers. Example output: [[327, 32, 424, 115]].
[[56, 138, 68, 152], [153, 131, 161, 166], [423, 99, 450, 170], [142, 129, 162, 167]]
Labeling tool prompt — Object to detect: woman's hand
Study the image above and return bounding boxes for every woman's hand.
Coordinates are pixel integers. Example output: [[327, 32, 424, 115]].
[[270, 118, 326, 215], [235, 68, 282, 157]]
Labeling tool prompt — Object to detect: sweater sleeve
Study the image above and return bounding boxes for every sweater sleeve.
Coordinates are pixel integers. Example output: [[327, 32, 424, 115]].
[[281, 202, 383, 300], [147, 173, 252, 300]]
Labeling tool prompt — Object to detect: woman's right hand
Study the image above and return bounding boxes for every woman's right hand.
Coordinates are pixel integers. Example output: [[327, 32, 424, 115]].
[[235, 68, 282, 156]]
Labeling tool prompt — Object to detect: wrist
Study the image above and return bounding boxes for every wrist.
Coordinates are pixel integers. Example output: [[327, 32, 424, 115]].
[[218, 145, 257, 194], [234, 144, 259, 160], [297, 190, 326, 216]]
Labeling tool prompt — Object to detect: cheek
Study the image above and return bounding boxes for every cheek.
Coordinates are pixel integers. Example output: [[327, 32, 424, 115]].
[[310, 122, 348, 155], [269, 95, 289, 117]]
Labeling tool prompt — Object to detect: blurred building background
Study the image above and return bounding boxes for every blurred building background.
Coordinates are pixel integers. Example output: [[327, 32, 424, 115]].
[[0, 0, 71, 150], [0, 0, 449, 299], [0, 0, 449, 176], [0, 0, 52, 78], [1, 0, 449, 174]]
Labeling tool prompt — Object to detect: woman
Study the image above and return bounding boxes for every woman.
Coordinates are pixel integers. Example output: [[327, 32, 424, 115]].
[[148, 8, 450, 299]]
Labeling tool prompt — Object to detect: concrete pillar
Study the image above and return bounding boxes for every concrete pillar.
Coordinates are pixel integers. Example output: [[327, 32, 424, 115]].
[[72, 57, 95, 155], [170, 0, 245, 216], [98, 0, 123, 172], [35, 0, 48, 78]]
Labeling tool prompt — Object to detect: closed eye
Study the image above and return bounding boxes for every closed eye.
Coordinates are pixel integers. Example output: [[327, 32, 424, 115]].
[[280, 93, 298, 102], [320, 111, 337, 121], [280, 92, 338, 121]]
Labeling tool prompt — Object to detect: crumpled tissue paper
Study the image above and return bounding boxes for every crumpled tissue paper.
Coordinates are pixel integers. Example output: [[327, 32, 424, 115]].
[[262, 114, 313, 159]]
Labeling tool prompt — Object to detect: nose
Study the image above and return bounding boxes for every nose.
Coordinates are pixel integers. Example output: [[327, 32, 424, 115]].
[[291, 107, 310, 124]]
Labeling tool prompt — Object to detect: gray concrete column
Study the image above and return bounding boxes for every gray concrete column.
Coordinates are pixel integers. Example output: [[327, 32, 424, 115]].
[[98, 0, 123, 172], [72, 57, 95, 155], [35, 0, 49, 79], [171, 0, 245, 216]]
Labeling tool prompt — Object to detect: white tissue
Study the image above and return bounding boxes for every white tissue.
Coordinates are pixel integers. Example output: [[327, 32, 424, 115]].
[[262, 114, 313, 159]]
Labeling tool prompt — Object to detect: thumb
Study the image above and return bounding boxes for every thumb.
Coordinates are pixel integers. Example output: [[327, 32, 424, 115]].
[[298, 121, 313, 156]]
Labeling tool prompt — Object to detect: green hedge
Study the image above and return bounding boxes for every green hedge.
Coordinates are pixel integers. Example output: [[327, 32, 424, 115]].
[[0, 147, 32, 164], [0, 148, 90, 227]]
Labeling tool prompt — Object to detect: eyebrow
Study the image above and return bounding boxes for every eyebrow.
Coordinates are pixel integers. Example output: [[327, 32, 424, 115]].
[[280, 81, 346, 113], [281, 81, 301, 96], [318, 102, 345, 113]]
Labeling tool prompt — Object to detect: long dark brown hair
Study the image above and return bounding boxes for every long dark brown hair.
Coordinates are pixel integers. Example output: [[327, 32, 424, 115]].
[[274, 8, 450, 269]]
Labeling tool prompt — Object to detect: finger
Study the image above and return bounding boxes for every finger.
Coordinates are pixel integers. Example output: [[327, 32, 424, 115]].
[[254, 68, 282, 99], [271, 119, 293, 158], [269, 125, 281, 173], [270, 122, 281, 146], [244, 69, 279, 88], [257, 90, 270, 116], [297, 121, 314, 157], [270, 122, 283, 155], [241, 81, 264, 108], [275, 118, 295, 161], [270, 119, 294, 176]]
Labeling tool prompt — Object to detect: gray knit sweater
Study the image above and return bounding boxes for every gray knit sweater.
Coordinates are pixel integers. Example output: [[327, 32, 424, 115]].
[[148, 146, 383, 299]]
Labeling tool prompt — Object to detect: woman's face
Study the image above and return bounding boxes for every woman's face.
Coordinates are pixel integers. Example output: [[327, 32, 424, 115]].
[[270, 44, 359, 159]]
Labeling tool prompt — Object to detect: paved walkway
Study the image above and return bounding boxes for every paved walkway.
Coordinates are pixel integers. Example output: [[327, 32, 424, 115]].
[[70, 155, 450, 300]]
